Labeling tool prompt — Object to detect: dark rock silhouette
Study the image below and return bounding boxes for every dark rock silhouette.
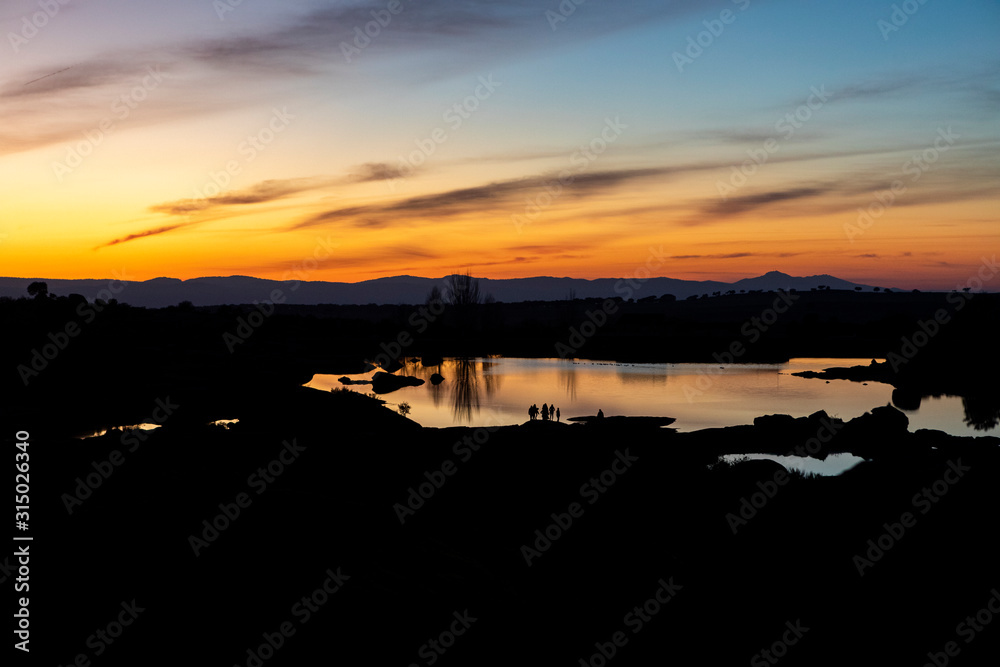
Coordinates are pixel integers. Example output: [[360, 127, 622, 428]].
[[16, 386, 997, 665], [371, 371, 424, 394], [568, 415, 676, 431], [430, 372, 444, 385], [338, 376, 371, 385], [891, 387, 922, 410], [752, 413, 798, 430]]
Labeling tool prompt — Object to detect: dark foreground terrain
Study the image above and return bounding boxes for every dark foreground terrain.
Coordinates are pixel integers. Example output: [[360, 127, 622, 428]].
[[3, 289, 999, 664], [12, 389, 1000, 666]]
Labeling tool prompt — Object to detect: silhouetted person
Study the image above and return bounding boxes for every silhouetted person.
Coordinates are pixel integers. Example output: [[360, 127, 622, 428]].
[[597, 409, 604, 419], [528, 406, 534, 421], [549, 405, 555, 420], [556, 408, 560, 422], [541, 403, 549, 421]]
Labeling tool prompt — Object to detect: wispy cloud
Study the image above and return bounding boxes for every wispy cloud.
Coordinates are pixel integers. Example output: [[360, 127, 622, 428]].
[[345, 162, 412, 183], [292, 167, 671, 229], [97, 223, 195, 249], [701, 186, 832, 219], [151, 178, 333, 216], [670, 252, 802, 260]]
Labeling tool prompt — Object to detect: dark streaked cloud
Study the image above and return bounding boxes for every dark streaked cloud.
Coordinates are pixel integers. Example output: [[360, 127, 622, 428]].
[[701, 186, 832, 219], [97, 223, 195, 249], [100, 177, 337, 248], [346, 162, 412, 183], [151, 178, 333, 216], [1, 0, 731, 124], [504, 244, 589, 254], [2, 58, 170, 99], [670, 252, 802, 260], [292, 167, 671, 229]]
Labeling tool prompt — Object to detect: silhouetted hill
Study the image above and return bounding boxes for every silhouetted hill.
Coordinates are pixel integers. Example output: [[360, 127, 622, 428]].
[[0, 272, 878, 307], [732, 270, 871, 292]]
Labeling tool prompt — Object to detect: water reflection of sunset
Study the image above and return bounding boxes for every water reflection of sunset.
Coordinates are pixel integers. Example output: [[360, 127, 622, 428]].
[[305, 357, 986, 436]]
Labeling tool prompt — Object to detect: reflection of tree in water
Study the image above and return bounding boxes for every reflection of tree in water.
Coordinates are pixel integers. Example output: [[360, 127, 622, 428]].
[[398, 356, 447, 408], [451, 358, 480, 422], [449, 358, 503, 423], [962, 396, 1000, 432], [428, 361, 445, 409], [558, 365, 578, 401], [480, 360, 502, 399]]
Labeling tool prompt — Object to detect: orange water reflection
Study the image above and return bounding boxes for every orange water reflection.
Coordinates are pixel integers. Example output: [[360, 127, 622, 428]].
[[305, 357, 988, 436]]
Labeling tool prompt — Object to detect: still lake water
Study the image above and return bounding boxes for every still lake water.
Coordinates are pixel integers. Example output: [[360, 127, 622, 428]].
[[305, 357, 990, 437]]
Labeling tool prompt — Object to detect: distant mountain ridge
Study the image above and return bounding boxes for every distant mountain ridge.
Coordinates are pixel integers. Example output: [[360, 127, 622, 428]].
[[0, 271, 882, 308]]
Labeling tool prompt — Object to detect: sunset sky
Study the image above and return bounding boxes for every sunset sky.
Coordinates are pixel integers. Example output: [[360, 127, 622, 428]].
[[1, 0, 997, 290]]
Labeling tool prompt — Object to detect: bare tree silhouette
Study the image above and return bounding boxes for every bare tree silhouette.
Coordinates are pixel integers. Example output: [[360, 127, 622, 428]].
[[445, 272, 482, 307]]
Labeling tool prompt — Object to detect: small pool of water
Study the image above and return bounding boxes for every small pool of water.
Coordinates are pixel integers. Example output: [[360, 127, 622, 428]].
[[78, 423, 161, 439], [718, 453, 868, 477]]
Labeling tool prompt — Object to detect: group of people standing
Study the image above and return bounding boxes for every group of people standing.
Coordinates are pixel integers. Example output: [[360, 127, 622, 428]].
[[528, 403, 559, 421]]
